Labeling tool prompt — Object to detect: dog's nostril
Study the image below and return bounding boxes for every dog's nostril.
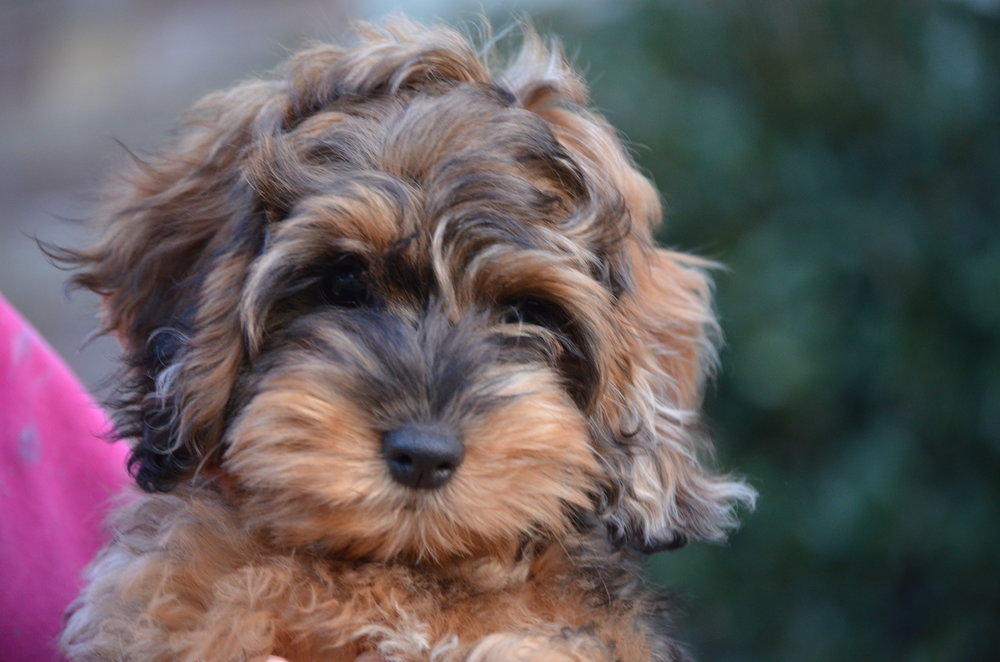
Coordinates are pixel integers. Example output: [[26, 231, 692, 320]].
[[389, 452, 414, 468], [433, 463, 455, 483], [382, 426, 464, 490]]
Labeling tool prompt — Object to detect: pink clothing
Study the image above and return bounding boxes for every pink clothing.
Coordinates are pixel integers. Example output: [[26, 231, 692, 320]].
[[0, 293, 128, 662]]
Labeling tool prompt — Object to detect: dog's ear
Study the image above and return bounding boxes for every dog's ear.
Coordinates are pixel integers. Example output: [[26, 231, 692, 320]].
[[606, 246, 756, 552], [58, 82, 283, 490], [501, 29, 754, 548]]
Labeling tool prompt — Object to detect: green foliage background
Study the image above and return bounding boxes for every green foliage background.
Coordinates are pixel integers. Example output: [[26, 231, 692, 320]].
[[516, 1, 999, 660]]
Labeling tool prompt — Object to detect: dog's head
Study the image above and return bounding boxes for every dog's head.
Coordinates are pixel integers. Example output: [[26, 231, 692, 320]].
[[68, 20, 754, 561]]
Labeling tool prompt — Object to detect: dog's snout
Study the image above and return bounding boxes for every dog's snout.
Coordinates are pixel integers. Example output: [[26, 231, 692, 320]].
[[382, 426, 464, 490]]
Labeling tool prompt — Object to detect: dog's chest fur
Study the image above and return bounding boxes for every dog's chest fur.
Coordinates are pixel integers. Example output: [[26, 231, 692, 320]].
[[64, 487, 672, 662]]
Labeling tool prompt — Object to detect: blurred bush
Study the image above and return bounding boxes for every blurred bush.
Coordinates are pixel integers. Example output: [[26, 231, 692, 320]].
[[533, 1, 999, 660]]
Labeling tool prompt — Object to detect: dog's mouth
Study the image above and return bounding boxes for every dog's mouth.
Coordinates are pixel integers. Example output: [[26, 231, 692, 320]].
[[396, 491, 443, 512], [221, 349, 602, 562]]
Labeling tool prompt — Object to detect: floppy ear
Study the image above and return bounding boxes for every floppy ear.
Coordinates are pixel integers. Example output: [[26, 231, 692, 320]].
[[57, 81, 285, 491], [607, 245, 756, 551], [498, 27, 754, 548]]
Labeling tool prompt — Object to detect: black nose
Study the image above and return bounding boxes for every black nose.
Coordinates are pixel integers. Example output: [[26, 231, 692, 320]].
[[382, 426, 464, 490]]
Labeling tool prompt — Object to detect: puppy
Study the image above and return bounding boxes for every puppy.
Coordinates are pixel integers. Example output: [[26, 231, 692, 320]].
[[59, 19, 755, 662]]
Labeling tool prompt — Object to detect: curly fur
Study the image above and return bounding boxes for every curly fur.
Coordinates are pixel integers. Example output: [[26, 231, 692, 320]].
[[58, 18, 755, 662]]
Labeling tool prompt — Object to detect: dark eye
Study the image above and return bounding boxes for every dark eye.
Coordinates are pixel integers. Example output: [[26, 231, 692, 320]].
[[501, 297, 565, 331], [322, 257, 371, 307]]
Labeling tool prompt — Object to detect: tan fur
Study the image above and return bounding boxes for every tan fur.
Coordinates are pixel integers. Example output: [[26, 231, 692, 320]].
[[63, 490, 663, 662], [59, 18, 755, 662]]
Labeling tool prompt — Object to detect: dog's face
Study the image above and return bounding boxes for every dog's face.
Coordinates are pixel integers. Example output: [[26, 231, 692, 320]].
[[68, 21, 753, 561]]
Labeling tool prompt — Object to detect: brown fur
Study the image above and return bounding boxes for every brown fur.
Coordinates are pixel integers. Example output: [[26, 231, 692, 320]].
[[58, 18, 755, 662]]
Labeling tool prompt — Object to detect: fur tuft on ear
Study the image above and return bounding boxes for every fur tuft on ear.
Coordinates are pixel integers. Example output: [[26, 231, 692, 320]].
[[500, 27, 661, 243], [608, 247, 756, 551]]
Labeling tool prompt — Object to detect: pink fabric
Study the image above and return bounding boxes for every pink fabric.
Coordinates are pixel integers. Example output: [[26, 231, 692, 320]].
[[0, 293, 128, 662]]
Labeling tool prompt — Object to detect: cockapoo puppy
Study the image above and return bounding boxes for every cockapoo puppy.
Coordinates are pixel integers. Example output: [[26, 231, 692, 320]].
[[59, 19, 755, 662]]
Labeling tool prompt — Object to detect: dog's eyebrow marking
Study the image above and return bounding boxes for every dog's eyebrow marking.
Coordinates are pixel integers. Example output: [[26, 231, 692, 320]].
[[285, 175, 416, 245]]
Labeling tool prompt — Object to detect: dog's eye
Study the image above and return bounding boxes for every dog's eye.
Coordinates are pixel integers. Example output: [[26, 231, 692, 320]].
[[322, 258, 371, 308], [501, 297, 565, 331]]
